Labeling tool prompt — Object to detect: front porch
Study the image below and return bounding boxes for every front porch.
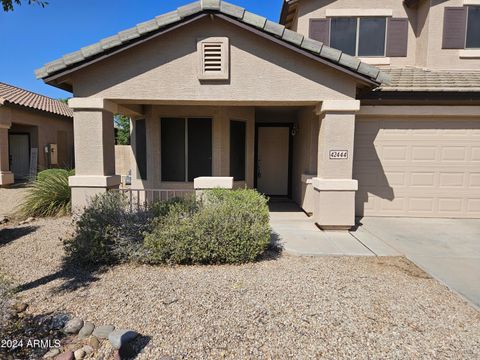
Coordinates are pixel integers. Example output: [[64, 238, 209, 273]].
[[69, 99, 360, 229]]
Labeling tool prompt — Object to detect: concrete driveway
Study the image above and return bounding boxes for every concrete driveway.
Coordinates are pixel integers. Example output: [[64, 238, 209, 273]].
[[353, 217, 480, 308]]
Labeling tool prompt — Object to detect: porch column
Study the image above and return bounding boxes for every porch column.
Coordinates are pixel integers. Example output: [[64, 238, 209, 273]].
[[68, 98, 121, 211], [0, 124, 14, 186], [314, 100, 360, 230]]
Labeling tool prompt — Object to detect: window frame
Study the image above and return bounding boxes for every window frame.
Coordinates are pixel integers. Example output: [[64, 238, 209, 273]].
[[465, 5, 480, 49], [160, 117, 213, 183], [329, 16, 389, 57]]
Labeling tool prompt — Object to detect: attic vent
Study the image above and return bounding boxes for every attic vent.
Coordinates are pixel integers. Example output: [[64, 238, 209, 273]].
[[198, 37, 229, 80]]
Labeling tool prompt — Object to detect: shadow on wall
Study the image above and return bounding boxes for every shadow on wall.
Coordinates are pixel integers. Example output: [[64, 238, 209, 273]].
[[353, 125, 394, 217]]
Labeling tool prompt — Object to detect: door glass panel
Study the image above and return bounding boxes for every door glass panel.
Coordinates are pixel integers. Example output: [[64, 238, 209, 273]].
[[135, 119, 147, 180]]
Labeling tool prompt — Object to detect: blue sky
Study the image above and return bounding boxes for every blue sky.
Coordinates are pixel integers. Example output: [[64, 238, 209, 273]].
[[0, 0, 283, 99]]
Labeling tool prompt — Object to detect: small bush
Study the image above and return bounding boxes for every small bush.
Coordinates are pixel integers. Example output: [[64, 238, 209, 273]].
[[18, 169, 74, 218], [144, 188, 270, 265], [64, 192, 150, 267]]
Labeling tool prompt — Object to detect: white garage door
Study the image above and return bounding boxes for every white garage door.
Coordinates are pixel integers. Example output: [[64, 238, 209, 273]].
[[354, 118, 480, 218]]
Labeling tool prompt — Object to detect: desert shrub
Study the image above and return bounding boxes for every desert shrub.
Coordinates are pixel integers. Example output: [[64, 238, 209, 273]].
[[144, 188, 270, 265], [18, 169, 74, 218], [64, 192, 151, 267]]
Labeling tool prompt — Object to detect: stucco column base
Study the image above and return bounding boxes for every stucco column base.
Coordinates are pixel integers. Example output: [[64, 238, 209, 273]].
[[193, 176, 234, 200], [69, 175, 121, 212], [313, 178, 358, 230], [301, 174, 316, 215], [0, 171, 14, 186]]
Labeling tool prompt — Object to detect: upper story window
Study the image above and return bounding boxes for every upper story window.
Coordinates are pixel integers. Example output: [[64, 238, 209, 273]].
[[330, 17, 387, 57], [443, 6, 480, 50], [466, 6, 480, 49], [310, 16, 408, 58]]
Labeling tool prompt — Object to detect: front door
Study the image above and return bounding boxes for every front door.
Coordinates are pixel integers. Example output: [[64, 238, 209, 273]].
[[9, 134, 30, 179], [256, 125, 291, 196]]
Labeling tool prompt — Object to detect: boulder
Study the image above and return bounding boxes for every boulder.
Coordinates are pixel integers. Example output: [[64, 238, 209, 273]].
[[73, 349, 86, 359], [78, 322, 95, 339], [64, 318, 84, 334], [108, 329, 138, 350], [92, 325, 115, 339], [54, 351, 74, 360], [43, 348, 61, 358]]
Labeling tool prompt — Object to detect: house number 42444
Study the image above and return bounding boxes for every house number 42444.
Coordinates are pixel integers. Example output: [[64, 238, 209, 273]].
[[329, 150, 348, 160]]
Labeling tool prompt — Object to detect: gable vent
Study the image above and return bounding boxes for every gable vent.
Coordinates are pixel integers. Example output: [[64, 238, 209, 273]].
[[203, 43, 223, 72], [198, 37, 229, 80]]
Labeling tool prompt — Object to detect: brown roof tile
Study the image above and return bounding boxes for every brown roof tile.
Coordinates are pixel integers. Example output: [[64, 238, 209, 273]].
[[0, 82, 73, 117]]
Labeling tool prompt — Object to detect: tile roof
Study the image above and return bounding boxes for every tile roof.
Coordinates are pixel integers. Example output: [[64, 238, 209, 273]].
[[35, 0, 388, 86], [378, 67, 480, 92], [0, 82, 73, 117]]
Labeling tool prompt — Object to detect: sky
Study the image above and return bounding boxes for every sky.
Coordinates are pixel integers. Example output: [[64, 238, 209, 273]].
[[0, 0, 283, 99]]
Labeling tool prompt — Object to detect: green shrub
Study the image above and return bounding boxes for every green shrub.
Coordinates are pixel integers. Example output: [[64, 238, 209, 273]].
[[18, 169, 74, 218], [144, 188, 270, 265], [64, 192, 150, 267]]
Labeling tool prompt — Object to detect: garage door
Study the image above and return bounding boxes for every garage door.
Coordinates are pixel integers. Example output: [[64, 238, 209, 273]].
[[354, 118, 480, 218]]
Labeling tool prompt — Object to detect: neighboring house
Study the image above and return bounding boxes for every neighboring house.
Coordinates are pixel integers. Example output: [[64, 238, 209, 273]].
[[0, 82, 74, 184], [35, 0, 480, 229]]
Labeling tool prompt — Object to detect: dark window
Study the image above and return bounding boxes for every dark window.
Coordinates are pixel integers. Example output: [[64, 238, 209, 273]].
[[330, 18, 357, 56], [161, 118, 186, 182], [358, 17, 386, 56], [330, 17, 387, 56], [161, 117, 212, 182], [466, 6, 480, 49], [230, 120, 246, 181], [135, 119, 147, 180], [187, 118, 212, 182]]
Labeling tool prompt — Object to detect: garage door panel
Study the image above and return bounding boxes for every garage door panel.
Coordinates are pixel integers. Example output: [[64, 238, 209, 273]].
[[355, 118, 480, 218]]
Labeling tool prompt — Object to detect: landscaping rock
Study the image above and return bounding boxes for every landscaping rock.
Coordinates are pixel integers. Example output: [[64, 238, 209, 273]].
[[55, 351, 74, 360], [78, 321, 95, 339], [64, 318, 84, 334], [73, 349, 86, 359], [92, 325, 115, 339], [108, 329, 138, 349], [19, 217, 35, 225], [43, 348, 61, 358], [13, 302, 28, 313], [82, 345, 94, 355], [0, 215, 9, 224], [87, 336, 100, 350]]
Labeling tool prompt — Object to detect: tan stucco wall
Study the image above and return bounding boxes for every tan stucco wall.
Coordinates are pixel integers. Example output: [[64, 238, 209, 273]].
[[115, 145, 133, 177], [293, 0, 480, 69], [71, 16, 357, 102], [0, 105, 73, 171]]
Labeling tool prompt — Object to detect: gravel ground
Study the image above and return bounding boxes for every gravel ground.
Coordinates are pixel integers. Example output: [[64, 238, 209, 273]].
[[0, 186, 29, 217], [0, 218, 479, 359]]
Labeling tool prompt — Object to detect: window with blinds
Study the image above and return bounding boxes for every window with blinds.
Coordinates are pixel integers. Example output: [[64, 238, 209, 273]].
[[198, 37, 229, 80]]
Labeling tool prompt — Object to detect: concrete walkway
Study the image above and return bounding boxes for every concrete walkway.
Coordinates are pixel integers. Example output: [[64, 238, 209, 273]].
[[269, 202, 480, 308], [269, 200, 374, 256]]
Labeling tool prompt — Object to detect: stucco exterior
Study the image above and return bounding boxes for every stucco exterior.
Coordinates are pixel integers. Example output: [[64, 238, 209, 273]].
[[39, 0, 480, 227], [0, 104, 73, 185]]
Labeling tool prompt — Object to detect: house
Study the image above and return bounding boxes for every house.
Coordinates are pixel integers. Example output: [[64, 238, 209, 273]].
[[0, 82, 74, 184], [35, 0, 480, 229]]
